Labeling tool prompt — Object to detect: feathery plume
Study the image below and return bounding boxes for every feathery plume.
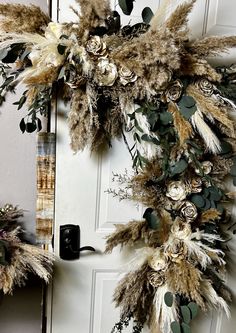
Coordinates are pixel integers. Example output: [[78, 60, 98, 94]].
[[0, 4, 50, 34], [165, 0, 197, 33], [189, 36, 236, 58], [191, 109, 221, 154]]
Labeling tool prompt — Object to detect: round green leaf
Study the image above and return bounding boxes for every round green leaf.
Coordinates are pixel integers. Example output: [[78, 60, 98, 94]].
[[191, 194, 205, 208], [181, 322, 191, 333], [181, 95, 196, 108], [188, 302, 198, 319], [164, 292, 174, 307], [142, 7, 154, 24], [160, 111, 173, 125], [203, 199, 211, 211], [19, 118, 26, 133], [219, 141, 232, 155], [143, 208, 160, 230], [171, 321, 181, 333], [181, 305, 191, 324], [208, 186, 222, 201], [118, 0, 134, 15], [170, 159, 188, 176]]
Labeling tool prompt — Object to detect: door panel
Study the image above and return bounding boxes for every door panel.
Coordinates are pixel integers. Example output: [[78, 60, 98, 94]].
[[49, 1, 236, 333]]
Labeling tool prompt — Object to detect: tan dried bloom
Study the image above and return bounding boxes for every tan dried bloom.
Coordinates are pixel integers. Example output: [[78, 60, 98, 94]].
[[96, 58, 118, 86], [86, 36, 107, 56], [180, 201, 198, 222], [165, 80, 183, 102], [196, 78, 215, 96], [119, 67, 137, 86], [166, 180, 187, 201]]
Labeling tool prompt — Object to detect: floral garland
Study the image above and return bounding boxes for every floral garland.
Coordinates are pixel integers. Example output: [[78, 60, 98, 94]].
[[1, 0, 236, 332], [0, 204, 53, 294]]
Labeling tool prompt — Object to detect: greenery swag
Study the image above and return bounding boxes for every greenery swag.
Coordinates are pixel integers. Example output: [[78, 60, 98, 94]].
[[1, 0, 236, 332]]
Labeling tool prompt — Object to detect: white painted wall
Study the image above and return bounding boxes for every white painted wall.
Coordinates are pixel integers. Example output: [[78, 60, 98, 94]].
[[0, 1, 49, 332]]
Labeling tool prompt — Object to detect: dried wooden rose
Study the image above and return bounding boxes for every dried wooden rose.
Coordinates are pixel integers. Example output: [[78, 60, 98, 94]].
[[148, 250, 167, 272], [196, 78, 214, 96], [166, 180, 187, 201], [119, 67, 137, 86], [86, 36, 106, 56], [180, 201, 198, 222], [147, 271, 165, 287], [165, 79, 183, 102], [195, 161, 213, 175], [96, 58, 118, 86]]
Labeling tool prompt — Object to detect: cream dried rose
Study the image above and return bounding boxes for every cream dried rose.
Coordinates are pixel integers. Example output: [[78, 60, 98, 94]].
[[166, 181, 187, 201], [148, 250, 167, 272], [96, 58, 118, 86], [171, 221, 192, 239], [86, 36, 106, 56], [180, 201, 198, 222], [119, 67, 137, 86], [165, 239, 187, 263], [165, 79, 183, 102], [195, 161, 213, 175], [196, 78, 214, 96]]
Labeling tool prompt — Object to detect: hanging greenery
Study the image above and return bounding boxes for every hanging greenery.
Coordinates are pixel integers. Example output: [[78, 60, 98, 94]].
[[1, 0, 236, 332], [0, 204, 53, 294]]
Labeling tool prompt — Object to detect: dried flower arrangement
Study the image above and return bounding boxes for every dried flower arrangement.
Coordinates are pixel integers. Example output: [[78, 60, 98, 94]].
[[1, 0, 236, 332], [0, 204, 53, 294]]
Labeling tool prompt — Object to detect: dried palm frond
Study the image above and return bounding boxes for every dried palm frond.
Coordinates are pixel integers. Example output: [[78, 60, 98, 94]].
[[189, 36, 236, 58], [165, 0, 196, 33], [180, 54, 221, 81], [113, 264, 154, 324], [168, 101, 193, 145], [0, 4, 50, 34], [187, 84, 235, 136], [165, 260, 206, 309], [105, 220, 150, 253], [69, 88, 92, 152], [0, 242, 53, 294]]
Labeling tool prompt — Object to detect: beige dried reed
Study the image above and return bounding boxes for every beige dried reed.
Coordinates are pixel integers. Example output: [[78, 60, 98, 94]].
[[0, 4, 50, 34]]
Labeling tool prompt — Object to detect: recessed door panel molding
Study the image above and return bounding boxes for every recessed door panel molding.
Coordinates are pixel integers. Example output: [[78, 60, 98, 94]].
[[89, 270, 122, 333], [207, 0, 236, 35], [95, 140, 143, 233]]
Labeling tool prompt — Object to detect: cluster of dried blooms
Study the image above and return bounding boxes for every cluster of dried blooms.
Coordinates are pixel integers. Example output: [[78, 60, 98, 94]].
[[1, 0, 236, 332], [0, 204, 53, 294]]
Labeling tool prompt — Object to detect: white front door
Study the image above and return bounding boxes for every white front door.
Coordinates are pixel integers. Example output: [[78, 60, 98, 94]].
[[48, 1, 236, 333]]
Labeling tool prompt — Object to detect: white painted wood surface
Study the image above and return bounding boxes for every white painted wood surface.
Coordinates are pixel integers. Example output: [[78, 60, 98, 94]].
[[48, 1, 236, 333]]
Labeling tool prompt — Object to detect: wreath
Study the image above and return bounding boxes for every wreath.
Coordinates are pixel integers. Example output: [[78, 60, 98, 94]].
[[0, 204, 53, 294], [1, 0, 236, 332]]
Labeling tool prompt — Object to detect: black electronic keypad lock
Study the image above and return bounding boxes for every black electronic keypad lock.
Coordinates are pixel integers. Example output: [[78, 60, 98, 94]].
[[60, 224, 95, 260]]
